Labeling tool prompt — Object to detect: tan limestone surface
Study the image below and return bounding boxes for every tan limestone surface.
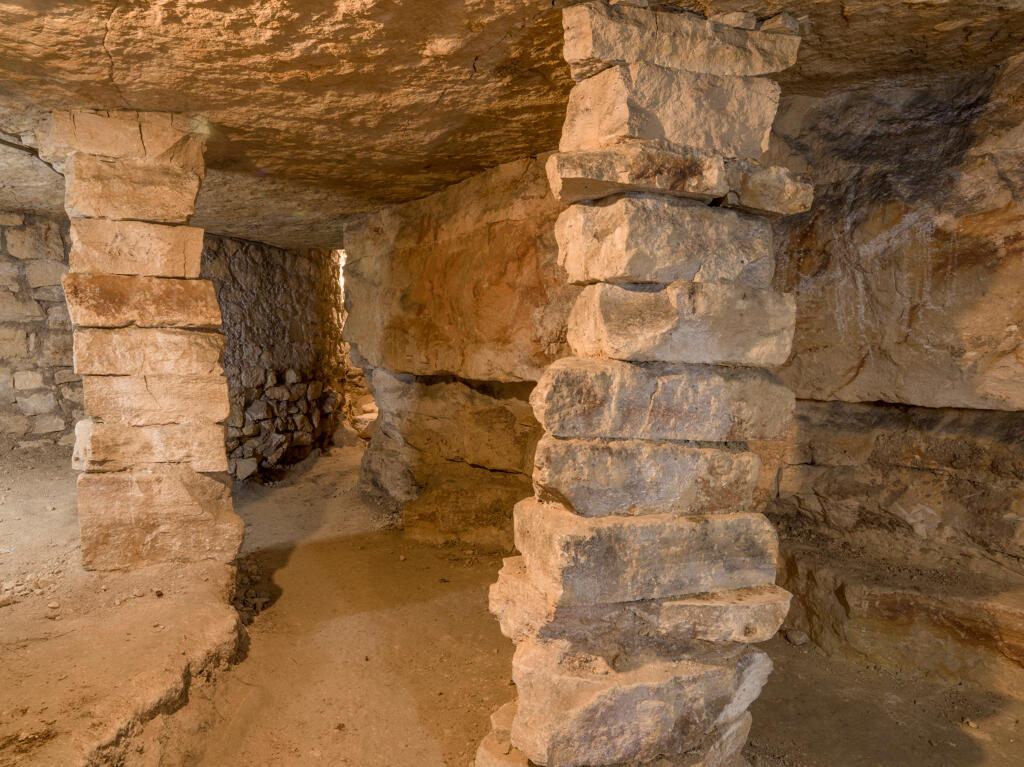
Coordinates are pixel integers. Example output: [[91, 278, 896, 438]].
[[344, 156, 579, 382], [0, 2, 1021, 245]]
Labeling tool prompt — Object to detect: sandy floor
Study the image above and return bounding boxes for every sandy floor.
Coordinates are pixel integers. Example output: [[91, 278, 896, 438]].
[[2, 443, 1023, 766]]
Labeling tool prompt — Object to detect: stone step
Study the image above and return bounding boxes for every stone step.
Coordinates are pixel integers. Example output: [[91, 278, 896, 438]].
[[568, 282, 795, 367], [533, 435, 759, 517], [556, 195, 773, 288], [562, 2, 800, 81], [73, 327, 225, 376], [65, 153, 201, 223], [82, 374, 230, 426], [72, 419, 228, 473], [70, 219, 204, 278], [77, 465, 243, 570], [560, 63, 780, 160], [514, 499, 778, 607], [491, 555, 790, 648], [532, 358, 794, 442], [511, 637, 769, 767], [546, 143, 812, 216], [63, 273, 222, 328]]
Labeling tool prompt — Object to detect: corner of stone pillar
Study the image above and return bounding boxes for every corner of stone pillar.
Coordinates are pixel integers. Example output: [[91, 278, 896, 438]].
[[38, 109, 243, 572], [477, 6, 813, 767]]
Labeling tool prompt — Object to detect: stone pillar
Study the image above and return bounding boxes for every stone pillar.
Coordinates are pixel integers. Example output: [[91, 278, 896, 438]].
[[37, 110, 243, 571], [478, 5, 812, 767]]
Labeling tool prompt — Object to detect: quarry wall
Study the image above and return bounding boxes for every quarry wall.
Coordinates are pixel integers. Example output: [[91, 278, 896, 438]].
[[343, 155, 580, 549], [758, 53, 1024, 685]]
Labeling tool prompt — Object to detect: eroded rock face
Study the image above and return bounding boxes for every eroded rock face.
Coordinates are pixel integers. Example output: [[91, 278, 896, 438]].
[[771, 54, 1024, 410], [344, 156, 578, 382], [360, 368, 540, 548]]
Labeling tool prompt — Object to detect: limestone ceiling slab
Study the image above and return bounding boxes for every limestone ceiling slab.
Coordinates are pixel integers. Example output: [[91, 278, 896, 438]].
[[0, 1, 1021, 248]]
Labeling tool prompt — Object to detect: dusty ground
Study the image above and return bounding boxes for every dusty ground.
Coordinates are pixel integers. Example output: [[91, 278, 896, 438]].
[[2, 442, 1023, 766]]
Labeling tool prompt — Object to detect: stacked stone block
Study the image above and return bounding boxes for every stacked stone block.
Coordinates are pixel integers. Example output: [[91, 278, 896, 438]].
[[478, 5, 811, 766], [37, 110, 242, 570]]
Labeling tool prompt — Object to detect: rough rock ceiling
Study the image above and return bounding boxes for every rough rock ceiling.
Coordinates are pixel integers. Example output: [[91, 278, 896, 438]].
[[0, 0, 1022, 248]]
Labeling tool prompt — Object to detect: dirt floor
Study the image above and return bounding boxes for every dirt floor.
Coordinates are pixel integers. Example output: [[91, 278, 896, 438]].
[[2, 442, 1024, 766]]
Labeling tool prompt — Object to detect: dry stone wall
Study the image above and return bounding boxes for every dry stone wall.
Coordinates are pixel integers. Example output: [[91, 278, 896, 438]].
[[752, 51, 1024, 685], [0, 212, 77, 445], [201, 237, 346, 480], [344, 155, 577, 548], [477, 5, 810, 766]]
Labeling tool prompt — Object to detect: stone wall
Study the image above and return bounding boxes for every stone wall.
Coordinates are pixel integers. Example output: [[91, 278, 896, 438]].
[[343, 155, 578, 547], [0, 211, 77, 446], [200, 237, 347, 480], [757, 51, 1024, 686]]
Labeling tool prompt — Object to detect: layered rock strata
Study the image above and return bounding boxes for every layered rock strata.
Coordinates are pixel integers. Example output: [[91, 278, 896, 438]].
[[39, 110, 242, 570], [478, 5, 810, 765]]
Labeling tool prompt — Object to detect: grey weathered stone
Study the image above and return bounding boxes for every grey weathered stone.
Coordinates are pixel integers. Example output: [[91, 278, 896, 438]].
[[491, 556, 789, 647], [532, 358, 795, 442], [73, 419, 228, 473], [562, 2, 800, 81], [63, 273, 221, 328], [511, 637, 771, 766], [73, 328, 224, 376], [0, 290, 43, 322], [547, 143, 728, 204], [24, 259, 67, 288], [567, 282, 796, 366], [534, 435, 758, 517], [77, 465, 242, 570], [556, 195, 774, 287], [5, 220, 65, 261], [70, 219, 204, 278], [16, 391, 56, 416], [514, 499, 778, 606], [560, 63, 780, 160], [82, 374, 230, 425]]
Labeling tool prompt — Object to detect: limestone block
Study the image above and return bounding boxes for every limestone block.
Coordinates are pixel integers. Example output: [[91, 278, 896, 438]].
[[568, 282, 796, 366], [534, 435, 759, 517], [65, 154, 201, 223], [547, 143, 728, 204], [491, 556, 789, 647], [532, 358, 794, 442], [17, 391, 57, 416], [511, 637, 771, 766], [38, 111, 206, 175], [70, 219, 204, 277], [0, 290, 43, 322], [24, 260, 67, 288], [726, 160, 814, 216], [13, 370, 43, 390], [562, 2, 800, 81], [560, 64, 780, 160], [710, 12, 757, 30], [63, 273, 221, 328], [77, 466, 242, 570], [5, 220, 65, 261], [73, 419, 228, 473], [556, 196, 773, 287], [514, 499, 778, 606], [74, 328, 224, 376], [0, 414, 29, 434], [82, 375, 230, 425], [31, 414, 66, 434], [0, 327, 27, 357]]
